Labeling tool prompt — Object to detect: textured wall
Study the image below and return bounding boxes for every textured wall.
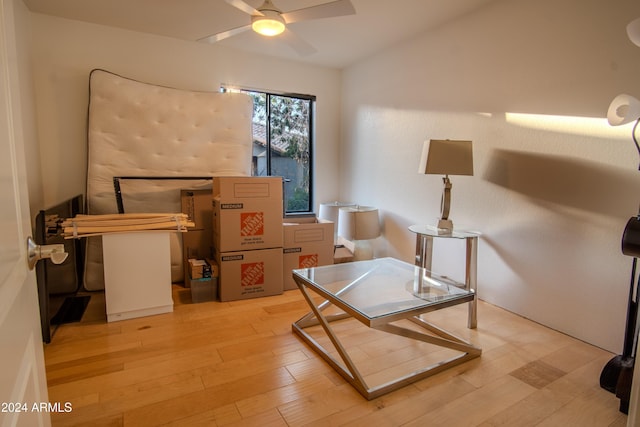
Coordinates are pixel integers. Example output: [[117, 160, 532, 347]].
[[341, 0, 640, 352]]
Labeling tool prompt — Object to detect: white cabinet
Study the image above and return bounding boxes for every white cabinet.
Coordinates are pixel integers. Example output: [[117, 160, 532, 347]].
[[102, 231, 174, 322]]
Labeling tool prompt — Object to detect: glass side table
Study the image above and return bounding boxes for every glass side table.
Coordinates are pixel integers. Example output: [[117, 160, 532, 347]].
[[292, 257, 481, 400], [408, 225, 480, 329]]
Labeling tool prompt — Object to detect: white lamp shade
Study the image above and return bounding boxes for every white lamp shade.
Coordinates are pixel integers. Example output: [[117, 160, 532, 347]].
[[628, 17, 640, 47], [418, 139, 474, 176], [607, 94, 640, 126], [318, 201, 356, 225], [338, 206, 380, 241]]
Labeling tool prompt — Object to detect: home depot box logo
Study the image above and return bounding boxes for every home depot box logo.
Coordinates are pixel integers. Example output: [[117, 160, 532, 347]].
[[298, 254, 319, 269], [240, 212, 264, 236], [241, 262, 265, 287]]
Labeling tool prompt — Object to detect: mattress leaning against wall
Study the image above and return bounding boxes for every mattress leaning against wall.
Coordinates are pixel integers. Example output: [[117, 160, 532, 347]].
[[84, 69, 253, 291]]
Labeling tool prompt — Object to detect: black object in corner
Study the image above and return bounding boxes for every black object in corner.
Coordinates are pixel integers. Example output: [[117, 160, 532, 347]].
[[34, 195, 84, 343], [600, 216, 640, 414]]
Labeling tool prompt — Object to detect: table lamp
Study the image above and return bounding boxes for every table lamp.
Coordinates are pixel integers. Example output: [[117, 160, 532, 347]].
[[418, 139, 473, 232], [337, 206, 380, 260], [318, 201, 356, 244]]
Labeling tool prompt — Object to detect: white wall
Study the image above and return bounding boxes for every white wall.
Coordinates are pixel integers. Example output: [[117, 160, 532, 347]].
[[342, 0, 640, 352], [13, 0, 43, 218], [27, 13, 342, 214]]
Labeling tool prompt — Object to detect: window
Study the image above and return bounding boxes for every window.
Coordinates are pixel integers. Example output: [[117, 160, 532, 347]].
[[221, 86, 315, 214]]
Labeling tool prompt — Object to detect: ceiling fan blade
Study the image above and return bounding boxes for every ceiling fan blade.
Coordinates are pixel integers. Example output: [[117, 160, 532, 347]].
[[198, 24, 251, 43], [225, 0, 263, 16], [280, 28, 317, 56], [281, 0, 355, 24]]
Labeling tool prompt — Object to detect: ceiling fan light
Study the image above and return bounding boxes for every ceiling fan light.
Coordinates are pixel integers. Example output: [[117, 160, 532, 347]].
[[252, 13, 285, 37]]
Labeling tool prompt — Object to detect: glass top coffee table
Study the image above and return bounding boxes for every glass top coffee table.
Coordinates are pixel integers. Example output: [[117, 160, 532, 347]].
[[292, 257, 481, 400]]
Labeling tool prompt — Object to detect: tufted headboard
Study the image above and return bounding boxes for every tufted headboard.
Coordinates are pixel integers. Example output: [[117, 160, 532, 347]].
[[84, 69, 253, 291]]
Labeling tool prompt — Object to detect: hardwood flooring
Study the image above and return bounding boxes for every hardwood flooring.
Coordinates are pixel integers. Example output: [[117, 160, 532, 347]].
[[44, 285, 627, 426]]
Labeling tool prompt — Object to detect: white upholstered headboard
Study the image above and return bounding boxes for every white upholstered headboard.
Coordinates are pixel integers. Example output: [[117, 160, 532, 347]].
[[84, 69, 253, 291]]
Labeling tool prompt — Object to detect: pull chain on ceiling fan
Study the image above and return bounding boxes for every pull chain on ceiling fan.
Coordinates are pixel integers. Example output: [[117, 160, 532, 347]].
[[198, 0, 356, 56]]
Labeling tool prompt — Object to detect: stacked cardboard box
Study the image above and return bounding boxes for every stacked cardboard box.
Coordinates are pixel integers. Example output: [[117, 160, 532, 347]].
[[181, 189, 214, 288], [188, 258, 212, 279], [212, 176, 284, 301], [283, 217, 334, 290]]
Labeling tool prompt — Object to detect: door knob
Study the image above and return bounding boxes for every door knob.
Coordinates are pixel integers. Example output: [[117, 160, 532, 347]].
[[27, 236, 68, 270]]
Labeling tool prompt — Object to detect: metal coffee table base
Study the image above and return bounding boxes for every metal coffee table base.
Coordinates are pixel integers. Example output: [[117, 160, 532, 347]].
[[292, 284, 482, 400]]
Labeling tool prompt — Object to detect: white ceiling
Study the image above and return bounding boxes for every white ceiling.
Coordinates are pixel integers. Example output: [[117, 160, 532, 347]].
[[23, 0, 498, 69]]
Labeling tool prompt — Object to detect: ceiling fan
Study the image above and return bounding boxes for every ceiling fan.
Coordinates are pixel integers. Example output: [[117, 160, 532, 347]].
[[198, 0, 356, 56]]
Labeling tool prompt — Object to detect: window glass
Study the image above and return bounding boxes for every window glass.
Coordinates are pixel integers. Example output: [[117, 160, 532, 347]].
[[222, 86, 314, 214]]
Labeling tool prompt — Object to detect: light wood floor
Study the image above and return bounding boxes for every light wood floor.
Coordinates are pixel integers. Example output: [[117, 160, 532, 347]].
[[44, 285, 628, 426]]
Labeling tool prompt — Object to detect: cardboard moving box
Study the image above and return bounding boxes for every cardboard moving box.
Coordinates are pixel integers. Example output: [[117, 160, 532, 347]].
[[212, 176, 283, 252], [181, 229, 213, 287], [181, 190, 214, 287], [216, 247, 283, 301], [188, 258, 212, 279], [283, 218, 334, 290], [181, 189, 212, 230]]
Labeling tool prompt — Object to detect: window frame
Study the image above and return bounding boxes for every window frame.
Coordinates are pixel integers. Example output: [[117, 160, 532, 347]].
[[221, 84, 316, 217]]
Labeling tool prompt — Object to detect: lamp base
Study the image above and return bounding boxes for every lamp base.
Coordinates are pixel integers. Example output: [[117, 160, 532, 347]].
[[436, 176, 453, 234], [437, 219, 453, 232], [352, 240, 374, 261]]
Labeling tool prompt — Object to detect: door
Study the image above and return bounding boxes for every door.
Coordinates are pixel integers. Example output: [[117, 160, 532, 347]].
[[0, 0, 51, 425]]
